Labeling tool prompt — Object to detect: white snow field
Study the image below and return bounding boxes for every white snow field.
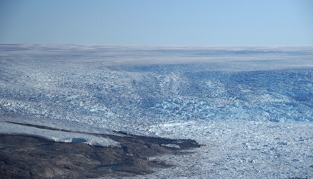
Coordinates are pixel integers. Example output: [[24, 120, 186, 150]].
[[144, 120, 313, 178], [1, 45, 313, 178]]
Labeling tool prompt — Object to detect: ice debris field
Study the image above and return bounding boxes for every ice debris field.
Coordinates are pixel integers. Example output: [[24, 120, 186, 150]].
[[1, 45, 313, 178]]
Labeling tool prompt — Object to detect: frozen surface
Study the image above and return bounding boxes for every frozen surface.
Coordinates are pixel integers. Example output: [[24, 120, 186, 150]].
[[0, 119, 119, 147], [1, 45, 313, 178], [143, 120, 313, 178]]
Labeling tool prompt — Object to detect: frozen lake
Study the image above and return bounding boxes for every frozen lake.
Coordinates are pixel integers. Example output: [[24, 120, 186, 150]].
[[1, 45, 313, 178]]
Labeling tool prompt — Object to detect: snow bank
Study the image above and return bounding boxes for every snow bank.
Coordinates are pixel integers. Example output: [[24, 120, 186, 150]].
[[0, 121, 119, 147]]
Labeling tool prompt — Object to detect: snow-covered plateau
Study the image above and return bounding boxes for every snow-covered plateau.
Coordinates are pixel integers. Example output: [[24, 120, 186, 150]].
[[1, 44, 313, 178]]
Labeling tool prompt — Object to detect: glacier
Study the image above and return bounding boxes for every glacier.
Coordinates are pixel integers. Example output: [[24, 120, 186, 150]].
[[1, 44, 313, 178]]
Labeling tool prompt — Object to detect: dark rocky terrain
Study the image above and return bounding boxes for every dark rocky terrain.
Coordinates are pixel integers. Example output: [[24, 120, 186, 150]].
[[0, 129, 200, 179]]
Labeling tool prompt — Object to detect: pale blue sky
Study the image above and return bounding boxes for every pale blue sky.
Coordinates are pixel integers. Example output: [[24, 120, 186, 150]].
[[0, 0, 312, 46]]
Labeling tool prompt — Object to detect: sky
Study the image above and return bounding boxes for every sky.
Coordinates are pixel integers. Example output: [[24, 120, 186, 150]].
[[0, 0, 312, 46]]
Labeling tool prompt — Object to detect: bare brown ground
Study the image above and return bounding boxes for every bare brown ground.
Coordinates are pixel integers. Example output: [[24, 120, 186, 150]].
[[0, 129, 200, 178]]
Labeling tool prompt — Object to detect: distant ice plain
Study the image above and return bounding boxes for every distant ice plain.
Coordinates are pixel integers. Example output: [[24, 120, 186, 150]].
[[1, 45, 313, 178]]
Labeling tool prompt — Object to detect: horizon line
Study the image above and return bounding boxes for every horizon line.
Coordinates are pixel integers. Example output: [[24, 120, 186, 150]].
[[1, 43, 313, 48]]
